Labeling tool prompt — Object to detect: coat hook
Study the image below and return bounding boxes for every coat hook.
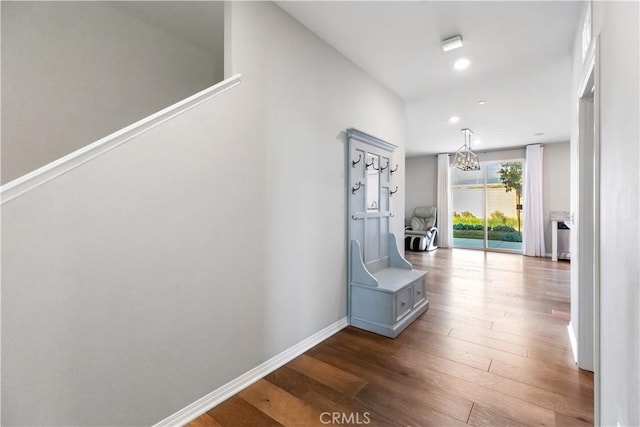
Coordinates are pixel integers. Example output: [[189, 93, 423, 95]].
[[380, 161, 389, 171], [390, 212, 395, 217], [351, 182, 362, 194], [390, 164, 398, 174], [365, 159, 374, 169], [390, 186, 398, 196], [351, 154, 362, 167], [351, 215, 358, 220]]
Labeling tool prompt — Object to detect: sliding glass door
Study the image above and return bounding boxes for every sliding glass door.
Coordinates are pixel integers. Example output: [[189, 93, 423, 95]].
[[452, 160, 524, 252]]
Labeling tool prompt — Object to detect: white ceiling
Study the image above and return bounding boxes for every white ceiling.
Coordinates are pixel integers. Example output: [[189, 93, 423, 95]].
[[277, 1, 582, 156]]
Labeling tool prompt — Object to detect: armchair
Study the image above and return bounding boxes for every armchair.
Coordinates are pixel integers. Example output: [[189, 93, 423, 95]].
[[405, 206, 438, 251]]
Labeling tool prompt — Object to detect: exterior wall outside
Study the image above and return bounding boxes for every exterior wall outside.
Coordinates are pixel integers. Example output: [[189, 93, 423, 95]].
[[452, 186, 518, 219]]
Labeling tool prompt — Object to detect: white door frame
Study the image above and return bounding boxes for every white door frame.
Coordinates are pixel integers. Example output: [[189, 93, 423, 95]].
[[571, 36, 600, 424]]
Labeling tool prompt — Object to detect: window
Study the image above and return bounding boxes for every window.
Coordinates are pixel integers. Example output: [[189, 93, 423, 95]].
[[452, 160, 524, 252]]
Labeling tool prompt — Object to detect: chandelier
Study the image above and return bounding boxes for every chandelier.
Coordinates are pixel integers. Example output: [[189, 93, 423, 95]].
[[454, 128, 480, 171]]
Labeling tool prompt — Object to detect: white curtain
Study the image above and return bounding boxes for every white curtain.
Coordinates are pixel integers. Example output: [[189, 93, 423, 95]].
[[437, 154, 452, 248], [523, 144, 546, 256]]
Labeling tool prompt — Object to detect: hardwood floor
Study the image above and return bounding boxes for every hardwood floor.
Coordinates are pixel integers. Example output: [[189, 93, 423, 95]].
[[188, 249, 593, 426]]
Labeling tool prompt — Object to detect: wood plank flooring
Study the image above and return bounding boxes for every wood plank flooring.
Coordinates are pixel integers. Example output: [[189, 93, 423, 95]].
[[188, 249, 593, 426]]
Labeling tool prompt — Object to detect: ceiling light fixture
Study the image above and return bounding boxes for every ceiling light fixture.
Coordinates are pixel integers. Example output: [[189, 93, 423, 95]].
[[454, 128, 480, 171], [454, 58, 471, 70], [478, 100, 487, 105], [441, 35, 463, 52], [449, 116, 460, 123]]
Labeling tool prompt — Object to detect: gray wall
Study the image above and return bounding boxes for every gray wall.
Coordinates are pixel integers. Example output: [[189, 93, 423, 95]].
[[405, 155, 437, 224], [542, 142, 570, 255], [1, 1, 405, 425], [570, 1, 639, 425], [1, 1, 223, 183], [591, 2, 639, 425]]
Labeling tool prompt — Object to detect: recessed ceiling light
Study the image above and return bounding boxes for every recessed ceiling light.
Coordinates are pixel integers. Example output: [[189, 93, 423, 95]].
[[454, 58, 471, 70], [478, 100, 487, 105], [475, 139, 483, 145], [441, 35, 463, 52], [534, 132, 545, 136], [449, 116, 460, 123]]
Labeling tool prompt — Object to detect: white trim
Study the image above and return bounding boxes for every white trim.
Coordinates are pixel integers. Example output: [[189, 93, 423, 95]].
[[592, 35, 601, 427], [578, 43, 596, 99], [0, 74, 242, 205], [152, 317, 348, 427], [573, 35, 597, 372], [568, 322, 578, 364]]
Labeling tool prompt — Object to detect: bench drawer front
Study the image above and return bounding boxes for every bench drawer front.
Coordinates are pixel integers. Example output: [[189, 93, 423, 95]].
[[413, 278, 426, 307], [395, 287, 412, 321]]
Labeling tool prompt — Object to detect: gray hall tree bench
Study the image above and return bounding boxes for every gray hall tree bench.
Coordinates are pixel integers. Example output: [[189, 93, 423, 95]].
[[346, 128, 429, 338]]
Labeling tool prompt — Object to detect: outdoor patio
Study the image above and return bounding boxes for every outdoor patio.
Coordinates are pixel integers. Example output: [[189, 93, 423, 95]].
[[453, 237, 523, 251]]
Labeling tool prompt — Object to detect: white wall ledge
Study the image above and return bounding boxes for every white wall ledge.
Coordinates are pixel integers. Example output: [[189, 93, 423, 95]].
[[1, 74, 242, 206]]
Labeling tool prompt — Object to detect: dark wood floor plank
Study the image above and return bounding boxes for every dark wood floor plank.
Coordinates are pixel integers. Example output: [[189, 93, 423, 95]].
[[265, 366, 400, 427], [314, 331, 567, 426], [491, 318, 573, 342], [207, 396, 283, 427], [489, 360, 594, 399], [428, 290, 567, 319], [356, 383, 471, 427], [238, 379, 326, 426], [448, 328, 530, 356], [394, 338, 592, 422], [412, 315, 454, 335], [287, 354, 368, 398], [308, 343, 475, 422], [406, 326, 533, 367], [429, 300, 508, 322], [422, 306, 495, 329], [423, 314, 573, 350], [416, 312, 493, 332], [406, 320, 494, 371], [405, 322, 589, 388], [185, 413, 223, 427], [467, 403, 528, 427], [527, 341, 579, 367], [188, 248, 592, 426], [551, 412, 594, 426]]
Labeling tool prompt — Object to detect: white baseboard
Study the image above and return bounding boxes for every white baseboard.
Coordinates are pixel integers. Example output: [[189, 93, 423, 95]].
[[153, 317, 349, 427], [567, 322, 578, 364]]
